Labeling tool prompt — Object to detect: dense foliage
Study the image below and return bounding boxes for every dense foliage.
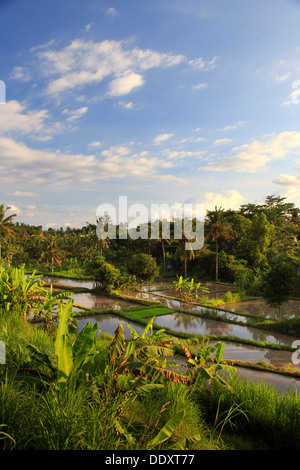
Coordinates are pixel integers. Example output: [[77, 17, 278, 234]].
[[0, 194, 299, 298]]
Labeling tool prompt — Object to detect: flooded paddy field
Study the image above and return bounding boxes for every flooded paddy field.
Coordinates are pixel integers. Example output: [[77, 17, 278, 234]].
[[75, 313, 146, 339], [151, 312, 297, 347], [225, 299, 300, 320], [70, 292, 137, 311], [44, 276, 300, 393], [43, 277, 95, 289]]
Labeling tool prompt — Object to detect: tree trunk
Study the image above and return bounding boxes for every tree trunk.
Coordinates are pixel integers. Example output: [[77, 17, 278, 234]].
[[215, 238, 218, 281], [162, 239, 166, 270]]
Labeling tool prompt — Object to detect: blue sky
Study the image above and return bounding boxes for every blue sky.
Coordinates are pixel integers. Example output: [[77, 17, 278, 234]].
[[2, 0, 300, 228]]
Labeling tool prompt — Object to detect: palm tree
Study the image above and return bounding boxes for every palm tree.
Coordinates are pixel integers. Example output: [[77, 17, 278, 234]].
[[96, 216, 112, 256], [39, 237, 69, 273], [0, 205, 16, 259], [205, 206, 232, 281], [174, 235, 195, 278]]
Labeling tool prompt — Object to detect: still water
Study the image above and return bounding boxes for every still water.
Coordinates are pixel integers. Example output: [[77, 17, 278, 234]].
[[151, 312, 297, 347], [76, 314, 146, 339]]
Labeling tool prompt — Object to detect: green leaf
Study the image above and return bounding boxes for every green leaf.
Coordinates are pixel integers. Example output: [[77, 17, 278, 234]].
[[27, 344, 57, 374], [146, 410, 185, 449], [55, 299, 74, 354], [125, 324, 139, 338], [56, 334, 73, 383], [142, 317, 155, 338], [170, 434, 202, 450], [114, 419, 136, 446], [54, 299, 74, 383], [124, 341, 136, 359], [215, 342, 225, 362], [133, 382, 164, 394], [72, 322, 98, 372]]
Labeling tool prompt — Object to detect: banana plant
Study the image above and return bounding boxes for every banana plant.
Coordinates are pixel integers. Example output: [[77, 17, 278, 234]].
[[186, 341, 236, 392], [0, 266, 48, 319], [27, 302, 236, 396], [173, 275, 189, 299], [26, 299, 102, 388], [173, 276, 210, 303], [32, 285, 75, 331], [104, 317, 190, 394]]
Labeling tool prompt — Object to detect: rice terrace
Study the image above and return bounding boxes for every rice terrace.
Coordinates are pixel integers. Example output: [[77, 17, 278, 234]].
[[1, 0, 300, 456]]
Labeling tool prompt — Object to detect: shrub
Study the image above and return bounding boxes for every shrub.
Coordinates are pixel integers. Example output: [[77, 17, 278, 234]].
[[94, 261, 122, 289], [127, 253, 159, 283]]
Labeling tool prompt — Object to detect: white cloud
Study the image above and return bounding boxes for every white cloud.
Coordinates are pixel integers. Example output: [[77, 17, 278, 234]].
[[162, 149, 204, 160], [22, 38, 216, 100], [62, 106, 88, 121], [0, 100, 53, 138], [192, 82, 208, 90], [273, 173, 300, 187], [11, 66, 31, 82], [107, 73, 144, 96], [0, 137, 185, 186], [118, 101, 134, 109], [106, 7, 118, 17], [6, 205, 22, 216], [200, 131, 300, 173], [204, 190, 245, 211], [33, 39, 185, 97], [153, 133, 174, 145], [88, 141, 101, 148], [5, 191, 39, 197], [281, 100, 292, 107], [221, 121, 246, 131], [276, 72, 291, 82], [213, 138, 233, 145], [188, 56, 218, 70]]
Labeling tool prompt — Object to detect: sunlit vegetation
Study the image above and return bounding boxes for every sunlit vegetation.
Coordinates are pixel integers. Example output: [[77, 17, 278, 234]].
[[0, 194, 300, 450]]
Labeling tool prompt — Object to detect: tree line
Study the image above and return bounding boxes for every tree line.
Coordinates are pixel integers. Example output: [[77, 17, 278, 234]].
[[0, 195, 299, 301]]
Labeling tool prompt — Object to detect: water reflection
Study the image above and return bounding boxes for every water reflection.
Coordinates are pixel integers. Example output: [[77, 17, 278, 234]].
[[214, 340, 299, 369], [43, 277, 95, 289], [71, 292, 136, 311], [124, 290, 251, 323], [226, 299, 300, 320], [76, 314, 146, 339], [153, 313, 296, 347], [157, 285, 238, 300]]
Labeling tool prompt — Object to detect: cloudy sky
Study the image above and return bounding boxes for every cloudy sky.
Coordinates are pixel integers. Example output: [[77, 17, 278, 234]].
[[2, 0, 300, 228]]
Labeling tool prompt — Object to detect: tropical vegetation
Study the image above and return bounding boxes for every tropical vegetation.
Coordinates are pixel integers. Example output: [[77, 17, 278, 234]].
[[0, 194, 300, 450]]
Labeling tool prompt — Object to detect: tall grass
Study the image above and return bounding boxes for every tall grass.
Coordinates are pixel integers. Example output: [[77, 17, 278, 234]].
[[0, 307, 219, 450], [0, 310, 55, 370], [0, 374, 135, 450], [194, 371, 300, 449], [116, 381, 220, 450]]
